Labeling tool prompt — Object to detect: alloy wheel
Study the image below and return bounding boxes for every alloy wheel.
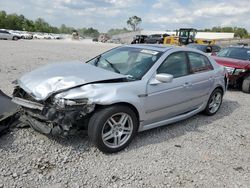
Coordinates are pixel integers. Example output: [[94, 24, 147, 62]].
[[208, 92, 222, 114], [101, 112, 133, 148]]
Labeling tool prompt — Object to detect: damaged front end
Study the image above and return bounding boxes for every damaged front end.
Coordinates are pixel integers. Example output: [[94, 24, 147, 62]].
[[12, 87, 95, 136]]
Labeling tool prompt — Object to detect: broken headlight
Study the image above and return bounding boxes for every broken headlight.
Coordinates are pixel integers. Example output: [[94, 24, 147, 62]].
[[225, 66, 235, 75], [234, 69, 246, 75], [53, 98, 89, 109]]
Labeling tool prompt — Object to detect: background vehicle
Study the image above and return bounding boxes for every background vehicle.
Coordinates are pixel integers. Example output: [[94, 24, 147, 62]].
[[21, 31, 33, 39], [131, 35, 148, 44], [0, 29, 20, 40], [187, 43, 221, 55], [12, 45, 227, 153], [51, 34, 61, 40], [9, 30, 33, 39], [33, 33, 45, 39], [164, 28, 216, 46], [98, 34, 110, 43], [211, 46, 250, 93], [43, 33, 53, 39], [145, 34, 169, 44]]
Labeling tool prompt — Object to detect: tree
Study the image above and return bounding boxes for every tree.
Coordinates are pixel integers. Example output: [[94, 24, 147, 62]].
[[234, 27, 248, 38], [127, 16, 142, 31], [200, 26, 249, 38], [0, 11, 7, 28]]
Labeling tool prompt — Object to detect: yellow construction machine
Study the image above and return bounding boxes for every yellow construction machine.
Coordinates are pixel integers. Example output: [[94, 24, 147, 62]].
[[163, 28, 215, 46]]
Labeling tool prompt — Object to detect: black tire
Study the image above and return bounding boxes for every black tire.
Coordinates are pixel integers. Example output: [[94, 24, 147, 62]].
[[242, 77, 250, 93], [203, 88, 223, 116], [88, 105, 138, 153], [12, 36, 18, 41]]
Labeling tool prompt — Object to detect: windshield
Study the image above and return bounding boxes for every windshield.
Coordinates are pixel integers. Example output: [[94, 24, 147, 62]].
[[87, 47, 163, 80], [217, 47, 250, 61]]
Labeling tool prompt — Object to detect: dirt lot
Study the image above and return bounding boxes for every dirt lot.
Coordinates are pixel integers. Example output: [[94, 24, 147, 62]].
[[0, 40, 250, 188]]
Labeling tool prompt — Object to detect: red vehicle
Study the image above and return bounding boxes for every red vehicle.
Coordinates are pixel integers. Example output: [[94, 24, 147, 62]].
[[211, 46, 250, 93]]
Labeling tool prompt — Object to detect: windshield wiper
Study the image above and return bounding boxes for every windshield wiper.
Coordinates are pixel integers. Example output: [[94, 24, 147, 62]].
[[104, 59, 120, 73]]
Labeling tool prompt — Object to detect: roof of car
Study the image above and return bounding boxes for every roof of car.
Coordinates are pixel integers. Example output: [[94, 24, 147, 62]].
[[228, 45, 250, 49], [126, 44, 174, 52], [187, 43, 218, 47]]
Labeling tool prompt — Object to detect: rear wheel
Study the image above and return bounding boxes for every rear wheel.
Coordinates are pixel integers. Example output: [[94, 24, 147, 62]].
[[204, 88, 223, 116], [242, 76, 250, 93], [88, 105, 138, 153]]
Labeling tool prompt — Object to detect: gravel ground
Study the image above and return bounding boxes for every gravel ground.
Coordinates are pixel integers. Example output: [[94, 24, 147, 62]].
[[0, 40, 250, 188]]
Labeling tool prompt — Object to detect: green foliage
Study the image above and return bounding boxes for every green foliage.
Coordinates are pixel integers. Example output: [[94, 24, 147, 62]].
[[127, 16, 142, 31], [0, 10, 100, 36], [200, 26, 249, 38], [78, 27, 99, 37], [107, 28, 130, 36]]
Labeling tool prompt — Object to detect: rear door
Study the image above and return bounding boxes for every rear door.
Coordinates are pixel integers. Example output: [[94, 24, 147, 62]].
[[186, 52, 215, 106]]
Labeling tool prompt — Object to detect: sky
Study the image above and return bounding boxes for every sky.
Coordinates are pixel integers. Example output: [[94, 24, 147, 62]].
[[0, 0, 250, 32]]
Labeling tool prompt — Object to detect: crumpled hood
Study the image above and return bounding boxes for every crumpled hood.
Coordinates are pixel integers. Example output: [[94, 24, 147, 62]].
[[212, 56, 250, 69], [18, 61, 126, 101]]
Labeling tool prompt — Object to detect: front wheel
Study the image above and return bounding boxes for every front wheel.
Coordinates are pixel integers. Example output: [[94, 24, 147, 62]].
[[88, 105, 138, 153], [203, 88, 223, 116], [242, 76, 250, 93]]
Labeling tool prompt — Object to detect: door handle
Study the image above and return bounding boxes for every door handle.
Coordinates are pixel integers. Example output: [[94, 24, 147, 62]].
[[183, 82, 192, 88]]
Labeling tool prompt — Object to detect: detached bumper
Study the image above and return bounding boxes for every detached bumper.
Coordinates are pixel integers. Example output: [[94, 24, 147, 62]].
[[24, 114, 62, 135], [0, 90, 20, 135]]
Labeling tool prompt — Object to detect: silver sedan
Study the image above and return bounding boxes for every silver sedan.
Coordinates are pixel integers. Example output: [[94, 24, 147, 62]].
[[12, 44, 228, 153], [0, 29, 20, 40]]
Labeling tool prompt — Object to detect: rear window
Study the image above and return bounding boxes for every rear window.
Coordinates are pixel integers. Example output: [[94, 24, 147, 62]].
[[187, 52, 213, 73]]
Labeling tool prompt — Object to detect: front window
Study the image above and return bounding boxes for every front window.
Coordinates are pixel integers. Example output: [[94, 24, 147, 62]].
[[179, 30, 189, 38], [157, 52, 189, 78], [217, 47, 250, 61], [87, 47, 163, 80]]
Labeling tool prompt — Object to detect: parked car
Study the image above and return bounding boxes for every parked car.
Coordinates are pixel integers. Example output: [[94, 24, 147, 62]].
[[21, 31, 33, 39], [0, 29, 20, 40], [145, 34, 169, 44], [211, 46, 250, 93], [187, 44, 221, 55], [33, 33, 45, 39], [12, 45, 227, 153], [9, 31, 22, 39], [9, 30, 33, 39], [131, 35, 148, 44], [43, 33, 53, 39]]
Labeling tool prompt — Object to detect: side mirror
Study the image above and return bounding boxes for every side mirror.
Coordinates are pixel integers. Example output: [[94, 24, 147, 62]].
[[150, 73, 173, 85]]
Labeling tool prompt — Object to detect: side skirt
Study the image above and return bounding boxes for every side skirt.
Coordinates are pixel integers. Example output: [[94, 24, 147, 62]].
[[138, 103, 206, 132]]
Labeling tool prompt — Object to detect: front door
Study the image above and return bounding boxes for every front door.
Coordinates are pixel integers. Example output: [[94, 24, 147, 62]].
[[144, 51, 194, 124]]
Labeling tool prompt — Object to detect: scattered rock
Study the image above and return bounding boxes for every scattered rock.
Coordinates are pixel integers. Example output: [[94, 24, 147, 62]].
[[233, 166, 244, 172]]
